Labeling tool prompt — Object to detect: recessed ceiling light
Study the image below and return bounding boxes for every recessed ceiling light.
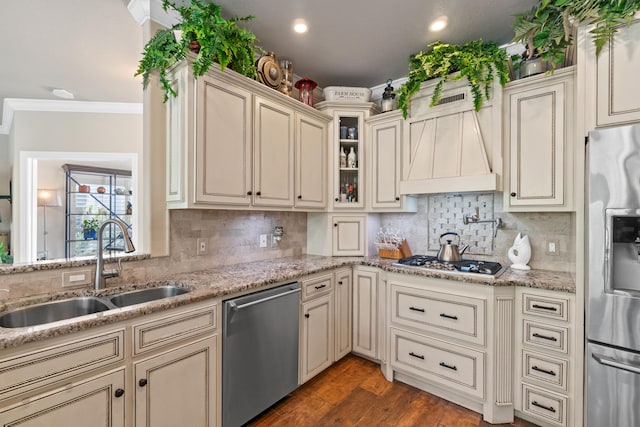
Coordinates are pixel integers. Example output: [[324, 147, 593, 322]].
[[293, 19, 308, 34], [429, 16, 448, 32], [52, 89, 75, 99]]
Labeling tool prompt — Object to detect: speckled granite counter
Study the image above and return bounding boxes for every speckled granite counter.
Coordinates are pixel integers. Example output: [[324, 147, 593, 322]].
[[0, 254, 574, 349], [0, 253, 150, 275]]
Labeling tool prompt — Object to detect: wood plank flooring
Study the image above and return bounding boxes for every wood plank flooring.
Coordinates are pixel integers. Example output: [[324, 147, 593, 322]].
[[247, 354, 538, 427]]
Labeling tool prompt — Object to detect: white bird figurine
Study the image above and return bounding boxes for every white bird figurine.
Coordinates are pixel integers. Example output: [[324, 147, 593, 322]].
[[508, 233, 531, 271]]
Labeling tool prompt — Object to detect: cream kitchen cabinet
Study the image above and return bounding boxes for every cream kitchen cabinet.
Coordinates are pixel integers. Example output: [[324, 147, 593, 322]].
[[503, 67, 575, 211], [316, 101, 378, 210], [0, 369, 126, 426], [166, 60, 330, 210], [334, 268, 353, 360], [295, 113, 327, 209], [366, 110, 416, 212], [307, 213, 380, 256], [134, 336, 217, 427], [352, 266, 380, 360], [0, 300, 219, 427], [300, 286, 334, 384], [580, 12, 640, 129], [514, 288, 575, 427]]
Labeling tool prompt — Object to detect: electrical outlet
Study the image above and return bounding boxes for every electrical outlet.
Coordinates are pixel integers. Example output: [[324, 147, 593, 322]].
[[197, 238, 208, 256], [546, 239, 559, 256], [259, 234, 268, 248]]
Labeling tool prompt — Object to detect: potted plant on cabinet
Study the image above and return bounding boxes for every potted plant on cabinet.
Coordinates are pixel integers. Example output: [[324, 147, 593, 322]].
[[135, 0, 259, 101], [396, 40, 510, 118], [82, 218, 100, 240], [512, 0, 640, 71]]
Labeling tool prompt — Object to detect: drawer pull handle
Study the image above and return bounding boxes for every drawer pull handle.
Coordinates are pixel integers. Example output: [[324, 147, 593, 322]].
[[315, 284, 327, 290], [532, 366, 557, 376], [531, 401, 556, 413], [409, 352, 425, 360], [532, 304, 558, 312], [533, 332, 558, 342], [439, 313, 458, 320], [439, 362, 457, 371], [409, 306, 425, 313]]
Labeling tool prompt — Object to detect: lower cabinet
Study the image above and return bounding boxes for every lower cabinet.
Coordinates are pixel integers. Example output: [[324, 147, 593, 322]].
[[334, 268, 353, 360], [352, 266, 379, 359], [134, 336, 217, 427], [0, 301, 219, 427], [0, 369, 125, 426], [300, 293, 334, 384]]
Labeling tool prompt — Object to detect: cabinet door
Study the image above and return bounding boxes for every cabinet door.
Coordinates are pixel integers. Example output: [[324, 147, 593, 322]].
[[370, 117, 402, 208], [296, 113, 327, 209], [300, 294, 334, 383], [134, 336, 217, 427], [332, 215, 366, 256], [0, 369, 125, 426], [334, 268, 353, 360], [195, 74, 252, 206], [593, 15, 640, 127], [353, 268, 378, 359], [333, 110, 365, 209], [254, 96, 295, 207], [506, 80, 566, 208]]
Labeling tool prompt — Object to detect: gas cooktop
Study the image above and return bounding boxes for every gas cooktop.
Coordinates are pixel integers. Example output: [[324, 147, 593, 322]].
[[393, 255, 504, 278]]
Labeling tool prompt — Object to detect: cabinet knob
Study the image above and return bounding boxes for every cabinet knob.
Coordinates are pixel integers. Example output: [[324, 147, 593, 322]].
[[333, 223, 338, 227], [335, 198, 339, 202], [139, 378, 148, 387], [114, 388, 125, 398], [338, 281, 343, 285], [304, 313, 310, 318], [510, 192, 516, 197], [247, 191, 252, 196], [298, 195, 302, 199], [395, 197, 400, 201], [256, 191, 261, 196]]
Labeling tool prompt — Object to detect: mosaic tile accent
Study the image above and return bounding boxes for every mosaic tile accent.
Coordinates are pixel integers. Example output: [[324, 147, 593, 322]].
[[427, 193, 496, 255]]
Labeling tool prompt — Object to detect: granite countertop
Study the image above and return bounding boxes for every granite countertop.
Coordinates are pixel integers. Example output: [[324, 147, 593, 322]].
[[0, 255, 575, 350]]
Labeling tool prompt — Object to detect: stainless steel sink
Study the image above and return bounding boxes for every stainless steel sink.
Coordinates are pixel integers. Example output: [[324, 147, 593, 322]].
[[108, 286, 190, 308], [0, 297, 114, 328]]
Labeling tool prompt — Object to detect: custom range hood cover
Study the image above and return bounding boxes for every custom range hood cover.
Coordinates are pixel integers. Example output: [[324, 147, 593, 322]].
[[400, 78, 503, 195]]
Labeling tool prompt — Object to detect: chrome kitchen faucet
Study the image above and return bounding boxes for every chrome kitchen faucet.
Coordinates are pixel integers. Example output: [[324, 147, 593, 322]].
[[94, 219, 135, 290]]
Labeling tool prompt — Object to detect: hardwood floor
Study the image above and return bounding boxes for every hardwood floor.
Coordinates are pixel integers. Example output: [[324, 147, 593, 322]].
[[247, 354, 538, 427]]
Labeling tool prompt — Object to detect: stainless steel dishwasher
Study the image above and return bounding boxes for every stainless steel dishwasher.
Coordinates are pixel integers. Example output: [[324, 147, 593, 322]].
[[222, 282, 300, 427]]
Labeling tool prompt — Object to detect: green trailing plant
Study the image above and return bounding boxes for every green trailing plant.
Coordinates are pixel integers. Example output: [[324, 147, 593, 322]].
[[0, 242, 10, 264], [396, 40, 510, 119], [513, 0, 640, 69], [135, 0, 259, 102]]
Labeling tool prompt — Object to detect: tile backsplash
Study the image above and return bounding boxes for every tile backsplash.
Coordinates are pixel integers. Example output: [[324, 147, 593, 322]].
[[381, 193, 573, 272]]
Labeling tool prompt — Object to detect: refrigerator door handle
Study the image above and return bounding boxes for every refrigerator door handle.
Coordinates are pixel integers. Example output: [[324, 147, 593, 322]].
[[592, 352, 640, 375]]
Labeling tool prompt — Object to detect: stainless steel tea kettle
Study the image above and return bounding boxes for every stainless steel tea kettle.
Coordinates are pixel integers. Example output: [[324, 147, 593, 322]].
[[437, 232, 469, 262]]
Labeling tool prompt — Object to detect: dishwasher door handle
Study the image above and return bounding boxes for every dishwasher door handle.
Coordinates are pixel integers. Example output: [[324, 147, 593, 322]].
[[229, 288, 300, 311], [592, 353, 640, 375]]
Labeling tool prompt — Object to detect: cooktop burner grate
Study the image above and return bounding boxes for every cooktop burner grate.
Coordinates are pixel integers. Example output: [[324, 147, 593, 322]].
[[394, 255, 503, 277]]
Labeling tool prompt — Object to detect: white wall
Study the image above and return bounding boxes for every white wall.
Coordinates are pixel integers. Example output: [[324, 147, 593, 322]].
[[10, 110, 142, 262]]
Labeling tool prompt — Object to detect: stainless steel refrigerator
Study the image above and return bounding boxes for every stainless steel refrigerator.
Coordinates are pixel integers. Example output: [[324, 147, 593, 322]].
[[587, 124, 640, 427]]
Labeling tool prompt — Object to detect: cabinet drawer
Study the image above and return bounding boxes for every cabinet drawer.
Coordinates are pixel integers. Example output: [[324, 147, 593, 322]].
[[0, 329, 124, 400], [522, 350, 568, 391], [133, 303, 216, 355], [301, 273, 333, 301], [523, 320, 568, 354], [522, 384, 567, 427], [390, 328, 484, 399], [391, 285, 485, 345], [522, 293, 569, 322]]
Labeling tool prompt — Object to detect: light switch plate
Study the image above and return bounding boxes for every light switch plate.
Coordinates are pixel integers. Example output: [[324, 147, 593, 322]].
[[197, 238, 208, 256]]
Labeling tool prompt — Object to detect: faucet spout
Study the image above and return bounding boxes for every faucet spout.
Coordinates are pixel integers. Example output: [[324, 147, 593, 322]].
[[94, 218, 135, 290]]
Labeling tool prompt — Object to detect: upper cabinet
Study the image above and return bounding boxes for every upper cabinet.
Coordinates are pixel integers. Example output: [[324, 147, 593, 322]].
[[580, 12, 640, 129], [399, 78, 503, 195], [503, 67, 575, 211], [166, 61, 330, 211]]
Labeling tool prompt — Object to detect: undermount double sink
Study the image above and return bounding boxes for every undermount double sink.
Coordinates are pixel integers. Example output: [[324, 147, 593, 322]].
[[0, 286, 190, 329]]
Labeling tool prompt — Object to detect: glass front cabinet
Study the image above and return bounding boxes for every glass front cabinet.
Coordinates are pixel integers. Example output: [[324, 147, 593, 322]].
[[316, 101, 378, 210], [63, 164, 133, 258]]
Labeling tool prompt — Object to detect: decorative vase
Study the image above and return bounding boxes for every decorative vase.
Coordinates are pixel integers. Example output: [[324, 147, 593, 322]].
[[347, 147, 357, 168], [84, 229, 97, 240], [340, 147, 347, 168], [508, 232, 531, 270]]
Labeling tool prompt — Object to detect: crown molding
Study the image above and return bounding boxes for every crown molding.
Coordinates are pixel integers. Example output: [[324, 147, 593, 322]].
[[0, 99, 143, 135], [127, 0, 180, 29]]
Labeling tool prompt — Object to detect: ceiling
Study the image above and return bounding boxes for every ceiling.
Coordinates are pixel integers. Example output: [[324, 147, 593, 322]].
[[0, 0, 537, 126]]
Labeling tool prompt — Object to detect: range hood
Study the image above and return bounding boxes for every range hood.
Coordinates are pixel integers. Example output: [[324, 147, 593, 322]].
[[400, 78, 503, 195]]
